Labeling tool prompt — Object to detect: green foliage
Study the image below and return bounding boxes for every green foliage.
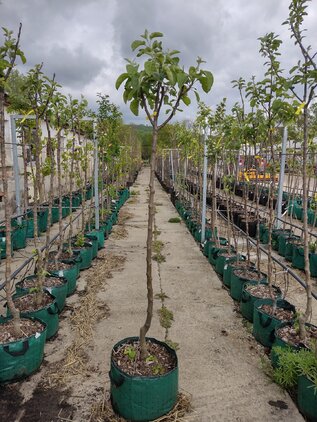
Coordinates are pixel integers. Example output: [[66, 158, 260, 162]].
[[0, 25, 26, 86], [74, 233, 85, 248], [168, 217, 181, 223], [273, 346, 317, 390], [123, 345, 137, 360], [158, 306, 174, 329], [116, 30, 213, 127], [165, 339, 180, 351]]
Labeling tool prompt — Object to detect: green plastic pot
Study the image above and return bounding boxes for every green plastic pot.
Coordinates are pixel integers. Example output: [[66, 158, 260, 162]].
[[270, 322, 305, 368], [109, 337, 178, 421], [51, 202, 60, 224], [292, 245, 305, 270], [50, 256, 80, 296], [11, 222, 27, 250], [86, 230, 105, 249], [309, 253, 317, 277], [214, 250, 238, 276], [253, 299, 295, 348], [272, 229, 293, 253], [297, 374, 317, 421], [0, 233, 13, 258], [240, 282, 280, 322], [278, 234, 300, 257], [230, 269, 267, 302], [11, 291, 59, 340], [285, 238, 303, 262], [62, 196, 71, 218], [85, 234, 98, 259], [72, 243, 93, 270], [0, 316, 47, 383], [16, 275, 68, 313], [223, 256, 247, 288]]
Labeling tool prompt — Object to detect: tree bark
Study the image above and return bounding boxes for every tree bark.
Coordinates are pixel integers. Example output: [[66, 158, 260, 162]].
[[139, 123, 158, 359]]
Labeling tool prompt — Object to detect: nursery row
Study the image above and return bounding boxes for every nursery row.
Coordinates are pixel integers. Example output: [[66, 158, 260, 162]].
[[0, 185, 132, 384], [175, 199, 316, 421], [0, 183, 95, 259], [156, 171, 317, 421]]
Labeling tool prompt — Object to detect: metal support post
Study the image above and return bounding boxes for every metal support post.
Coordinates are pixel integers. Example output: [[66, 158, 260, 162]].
[[201, 131, 208, 244], [11, 115, 22, 221], [276, 126, 288, 228], [93, 120, 99, 230]]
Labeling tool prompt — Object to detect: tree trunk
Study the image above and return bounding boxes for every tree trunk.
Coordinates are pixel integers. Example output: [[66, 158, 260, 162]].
[[0, 89, 21, 334], [299, 106, 312, 339], [139, 123, 158, 359]]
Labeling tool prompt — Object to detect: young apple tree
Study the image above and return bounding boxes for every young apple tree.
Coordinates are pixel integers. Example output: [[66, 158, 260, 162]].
[[116, 30, 213, 358]]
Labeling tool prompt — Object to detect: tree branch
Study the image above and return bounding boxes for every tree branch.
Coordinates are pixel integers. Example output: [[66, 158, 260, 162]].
[[141, 91, 154, 127], [4, 22, 23, 82]]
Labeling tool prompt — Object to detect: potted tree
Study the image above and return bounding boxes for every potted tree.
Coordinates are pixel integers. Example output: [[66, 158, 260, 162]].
[[0, 25, 47, 383], [109, 30, 213, 420]]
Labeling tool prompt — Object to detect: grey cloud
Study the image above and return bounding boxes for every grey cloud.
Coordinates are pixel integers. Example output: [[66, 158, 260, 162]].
[[31, 44, 105, 89]]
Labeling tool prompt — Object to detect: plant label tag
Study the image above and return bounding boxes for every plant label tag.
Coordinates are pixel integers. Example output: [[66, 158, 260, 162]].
[[224, 264, 228, 271], [58, 271, 63, 277], [35, 332, 40, 338]]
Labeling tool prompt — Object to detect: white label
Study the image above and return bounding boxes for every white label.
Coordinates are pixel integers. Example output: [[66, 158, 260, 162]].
[[58, 270, 64, 277], [35, 332, 40, 339], [224, 264, 228, 271]]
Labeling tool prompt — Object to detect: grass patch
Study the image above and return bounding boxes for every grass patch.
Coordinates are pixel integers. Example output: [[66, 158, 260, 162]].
[[130, 189, 140, 196], [153, 239, 164, 253], [154, 292, 169, 301], [152, 253, 166, 263], [168, 217, 181, 223]]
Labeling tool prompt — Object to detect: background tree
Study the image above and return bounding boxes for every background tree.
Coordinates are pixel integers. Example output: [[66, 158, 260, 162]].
[[0, 24, 26, 334], [116, 29, 213, 358]]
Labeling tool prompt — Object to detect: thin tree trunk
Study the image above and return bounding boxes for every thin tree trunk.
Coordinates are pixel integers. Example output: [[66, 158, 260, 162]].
[[0, 89, 21, 334], [140, 123, 158, 359]]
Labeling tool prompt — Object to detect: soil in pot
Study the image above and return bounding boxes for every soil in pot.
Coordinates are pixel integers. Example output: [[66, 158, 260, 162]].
[[110, 337, 178, 422], [253, 299, 295, 348], [274, 323, 317, 349], [0, 318, 44, 344], [223, 258, 249, 288], [230, 268, 266, 301], [16, 275, 67, 312], [215, 251, 238, 276], [240, 283, 281, 322], [112, 338, 177, 376], [12, 291, 59, 340]]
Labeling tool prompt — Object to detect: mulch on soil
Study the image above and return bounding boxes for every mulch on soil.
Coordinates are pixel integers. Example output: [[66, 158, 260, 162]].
[[0, 318, 45, 343], [112, 339, 177, 377]]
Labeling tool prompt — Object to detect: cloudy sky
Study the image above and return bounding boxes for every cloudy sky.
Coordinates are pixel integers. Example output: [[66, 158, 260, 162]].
[[1, 0, 316, 124]]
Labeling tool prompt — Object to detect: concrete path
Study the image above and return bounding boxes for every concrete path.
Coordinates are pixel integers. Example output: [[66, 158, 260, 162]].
[[95, 167, 303, 421]]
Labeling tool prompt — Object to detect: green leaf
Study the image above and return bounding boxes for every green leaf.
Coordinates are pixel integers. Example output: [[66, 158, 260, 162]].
[[176, 71, 188, 88], [169, 50, 180, 56], [199, 70, 214, 93], [181, 95, 191, 106], [194, 90, 200, 102], [115, 73, 129, 90], [149, 32, 163, 39], [131, 40, 146, 51], [130, 98, 139, 116], [164, 66, 175, 85], [144, 60, 157, 76]]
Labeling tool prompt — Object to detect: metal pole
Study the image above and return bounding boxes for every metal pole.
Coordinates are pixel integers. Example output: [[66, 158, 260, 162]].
[[170, 149, 175, 186], [201, 131, 208, 244], [11, 115, 22, 221], [276, 126, 288, 228], [93, 120, 99, 230]]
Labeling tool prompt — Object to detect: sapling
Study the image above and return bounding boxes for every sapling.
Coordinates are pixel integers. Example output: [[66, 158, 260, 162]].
[[0, 24, 25, 334], [116, 30, 213, 359]]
